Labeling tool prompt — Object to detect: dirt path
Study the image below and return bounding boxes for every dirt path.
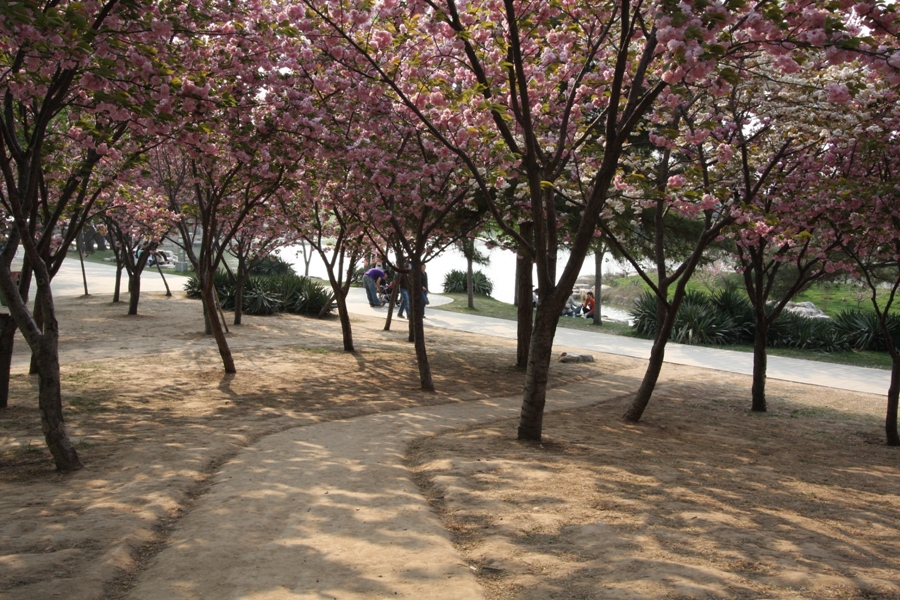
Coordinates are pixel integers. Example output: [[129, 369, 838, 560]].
[[2, 292, 898, 600]]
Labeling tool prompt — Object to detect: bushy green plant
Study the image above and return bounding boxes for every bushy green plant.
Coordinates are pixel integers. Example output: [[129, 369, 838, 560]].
[[250, 255, 295, 276], [670, 291, 740, 345], [630, 290, 661, 338], [442, 269, 494, 296], [186, 271, 333, 317], [184, 270, 235, 304], [833, 309, 900, 351], [710, 287, 755, 343], [768, 311, 849, 352], [241, 277, 282, 315]]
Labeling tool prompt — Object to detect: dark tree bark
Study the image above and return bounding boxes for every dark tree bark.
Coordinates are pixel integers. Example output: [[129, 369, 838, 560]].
[[517, 292, 564, 440], [593, 247, 604, 326], [0, 315, 16, 409], [623, 295, 678, 422], [466, 253, 475, 309], [751, 313, 769, 413], [886, 356, 900, 447], [199, 262, 236, 373], [0, 242, 82, 471], [515, 251, 533, 370], [127, 271, 142, 315], [234, 253, 246, 326], [408, 258, 434, 392], [113, 262, 123, 303], [0, 266, 32, 409], [383, 278, 400, 331], [156, 261, 172, 297]]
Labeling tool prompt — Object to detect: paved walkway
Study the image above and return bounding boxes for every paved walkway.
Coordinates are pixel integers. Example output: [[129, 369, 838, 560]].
[[41, 259, 891, 598]]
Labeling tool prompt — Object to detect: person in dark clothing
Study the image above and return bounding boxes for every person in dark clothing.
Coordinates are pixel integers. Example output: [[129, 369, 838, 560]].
[[395, 268, 410, 318]]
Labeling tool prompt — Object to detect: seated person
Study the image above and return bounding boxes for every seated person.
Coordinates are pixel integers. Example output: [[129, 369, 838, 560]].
[[561, 295, 580, 316], [580, 291, 596, 318]]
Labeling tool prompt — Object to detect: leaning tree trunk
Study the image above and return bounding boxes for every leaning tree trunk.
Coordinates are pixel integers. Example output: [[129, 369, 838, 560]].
[[333, 287, 354, 352], [199, 266, 236, 373], [624, 296, 679, 423], [751, 314, 770, 413], [515, 252, 533, 370], [517, 296, 563, 441], [383, 281, 400, 331], [886, 355, 900, 447], [155, 261, 172, 297]]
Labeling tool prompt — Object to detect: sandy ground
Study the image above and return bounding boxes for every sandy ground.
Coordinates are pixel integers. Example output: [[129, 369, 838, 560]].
[[1, 292, 898, 599]]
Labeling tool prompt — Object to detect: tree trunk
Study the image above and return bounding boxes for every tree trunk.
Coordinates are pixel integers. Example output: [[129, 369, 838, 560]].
[[113, 263, 123, 303], [156, 261, 172, 297], [29, 300, 43, 375], [35, 297, 82, 471], [200, 268, 235, 373], [886, 355, 900, 446], [383, 281, 400, 331], [624, 296, 678, 422], [515, 252, 533, 370], [0, 315, 16, 409], [409, 260, 434, 392], [234, 255, 245, 326], [78, 234, 89, 296], [751, 318, 769, 413], [467, 254, 475, 309], [334, 289, 354, 352], [593, 249, 604, 326], [517, 300, 562, 440], [127, 272, 141, 316]]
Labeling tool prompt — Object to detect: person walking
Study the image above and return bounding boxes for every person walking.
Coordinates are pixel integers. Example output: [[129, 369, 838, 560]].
[[362, 265, 387, 307], [395, 268, 410, 319]]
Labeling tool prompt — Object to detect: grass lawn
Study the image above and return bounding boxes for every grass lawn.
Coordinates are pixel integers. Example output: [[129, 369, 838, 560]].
[[432, 292, 893, 370]]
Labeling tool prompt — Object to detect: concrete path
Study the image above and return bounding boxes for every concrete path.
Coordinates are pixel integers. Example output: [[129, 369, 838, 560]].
[[41, 259, 890, 598]]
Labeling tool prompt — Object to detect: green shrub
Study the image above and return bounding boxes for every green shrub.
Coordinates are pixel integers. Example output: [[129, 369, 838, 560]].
[[184, 270, 235, 304], [250, 255, 295, 276], [186, 271, 334, 317], [442, 269, 494, 296], [768, 311, 849, 352], [630, 291, 661, 338], [710, 287, 755, 343], [833, 309, 900, 351]]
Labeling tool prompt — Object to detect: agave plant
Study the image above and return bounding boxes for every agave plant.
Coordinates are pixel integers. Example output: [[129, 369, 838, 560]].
[[710, 287, 755, 344], [241, 277, 282, 315], [250, 255, 295, 277], [442, 269, 494, 296], [833, 309, 900, 351]]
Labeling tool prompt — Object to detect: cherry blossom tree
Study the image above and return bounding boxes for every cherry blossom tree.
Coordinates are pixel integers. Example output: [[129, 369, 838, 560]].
[[299, 0, 864, 440], [816, 75, 900, 445], [102, 186, 176, 315], [0, 0, 210, 470]]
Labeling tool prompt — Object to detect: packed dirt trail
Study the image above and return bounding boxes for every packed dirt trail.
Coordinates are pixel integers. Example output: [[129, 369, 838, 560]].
[[125, 376, 640, 600]]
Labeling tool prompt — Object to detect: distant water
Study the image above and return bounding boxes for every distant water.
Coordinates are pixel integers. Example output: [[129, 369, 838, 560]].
[[277, 241, 633, 322]]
